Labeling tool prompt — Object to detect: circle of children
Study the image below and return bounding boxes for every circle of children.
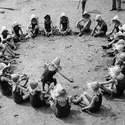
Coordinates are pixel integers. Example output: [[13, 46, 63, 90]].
[[0, 10, 125, 118]]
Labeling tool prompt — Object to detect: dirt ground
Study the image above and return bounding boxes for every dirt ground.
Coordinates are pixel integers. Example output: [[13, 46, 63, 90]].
[[0, 0, 125, 125]]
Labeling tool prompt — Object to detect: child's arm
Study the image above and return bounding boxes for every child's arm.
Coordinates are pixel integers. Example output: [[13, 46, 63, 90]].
[[99, 79, 115, 85], [75, 18, 83, 28], [91, 24, 99, 36], [72, 95, 83, 104], [57, 70, 74, 83], [83, 19, 91, 30], [51, 21, 53, 32]]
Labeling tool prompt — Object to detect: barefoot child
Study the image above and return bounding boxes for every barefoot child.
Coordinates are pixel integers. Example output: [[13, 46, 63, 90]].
[[72, 82, 102, 112], [107, 15, 122, 41], [44, 14, 53, 37], [76, 11, 91, 37], [28, 14, 40, 38], [59, 12, 71, 36], [12, 21, 26, 42], [100, 65, 125, 98], [91, 15, 107, 37]]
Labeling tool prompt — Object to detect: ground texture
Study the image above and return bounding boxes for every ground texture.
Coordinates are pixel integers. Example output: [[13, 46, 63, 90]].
[[0, 0, 125, 125]]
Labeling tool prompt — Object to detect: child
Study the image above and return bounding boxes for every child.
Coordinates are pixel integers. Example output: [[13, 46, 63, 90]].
[[72, 82, 102, 112], [44, 14, 53, 37], [41, 57, 73, 91], [102, 25, 125, 50], [12, 74, 30, 104], [59, 12, 71, 36], [107, 15, 122, 39], [0, 62, 12, 96], [76, 11, 91, 37], [91, 15, 107, 37], [1, 26, 16, 50], [27, 82, 44, 108], [28, 14, 40, 38], [12, 21, 26, 42], [49, 84, 71, 118], [100, 65, 125, 98], [41, 57, 61, 91]]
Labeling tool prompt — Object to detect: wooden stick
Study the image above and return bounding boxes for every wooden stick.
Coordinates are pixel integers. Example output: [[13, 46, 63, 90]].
[[0, 7, 20, 11], [57, 71, 74, 83]]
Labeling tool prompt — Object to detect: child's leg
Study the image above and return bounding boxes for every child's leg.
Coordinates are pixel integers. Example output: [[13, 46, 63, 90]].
[[4, 44, 16, 57], [82, 92, 92, 105], [53, 78, 57, 86], [77, 23, 83, 32], [73, 95, 83, 104]]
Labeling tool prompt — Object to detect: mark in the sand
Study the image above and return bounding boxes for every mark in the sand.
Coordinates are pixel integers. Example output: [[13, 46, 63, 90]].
[[14, 114, 19, 117], [88, 10, 102, 14], [73, 86, 80, 89]]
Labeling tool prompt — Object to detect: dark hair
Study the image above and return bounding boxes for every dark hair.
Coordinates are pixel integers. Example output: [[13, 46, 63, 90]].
[[44, 15, 51, 20]]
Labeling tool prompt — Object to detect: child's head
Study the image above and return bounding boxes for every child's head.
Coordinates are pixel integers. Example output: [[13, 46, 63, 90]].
[[118, 52, 125, 64], [95, 15, 102, 23], [30, 82, 38, 90], [109, 65, 122, 79], [11, 74, 20, 82], [112, 15, 119, 24], [44, 14, 51, 22], [87, 81, 99, 92], [60, 12, 67, 23], [82, 11, 91, 19], [31, 14, 38, 24]]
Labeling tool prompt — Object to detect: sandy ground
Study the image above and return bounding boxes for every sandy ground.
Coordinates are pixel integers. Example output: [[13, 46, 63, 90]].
[[0, 0, 125, 125]]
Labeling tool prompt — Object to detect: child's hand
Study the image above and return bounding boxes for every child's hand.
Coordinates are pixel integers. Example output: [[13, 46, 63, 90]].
[[70, 78, 74, 83]]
